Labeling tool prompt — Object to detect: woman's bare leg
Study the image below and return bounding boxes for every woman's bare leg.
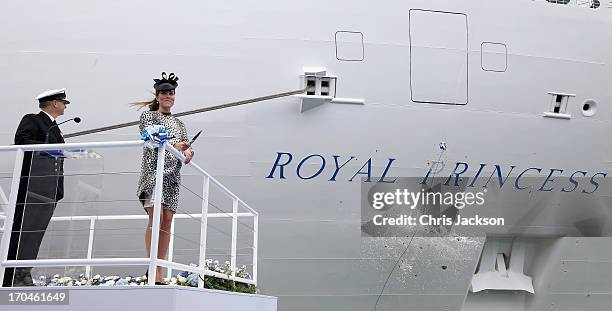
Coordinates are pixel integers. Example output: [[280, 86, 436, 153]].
[[144, 206, 154, 266], [156, 209, 174, 280], [144, 206, 172, 282]]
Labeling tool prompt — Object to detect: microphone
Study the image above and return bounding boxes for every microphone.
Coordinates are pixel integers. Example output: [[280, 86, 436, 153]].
[[45, 117, 82, 143]]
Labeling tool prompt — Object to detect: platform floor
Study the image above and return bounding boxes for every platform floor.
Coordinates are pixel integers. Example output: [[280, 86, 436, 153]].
[[0, 285, 277, 311]]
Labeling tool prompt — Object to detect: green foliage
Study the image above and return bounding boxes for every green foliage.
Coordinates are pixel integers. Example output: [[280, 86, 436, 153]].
[[202, 275, 256, 294]]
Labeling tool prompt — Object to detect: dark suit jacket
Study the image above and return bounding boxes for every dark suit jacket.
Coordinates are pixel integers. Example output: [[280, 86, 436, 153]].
[[14, 111, 65, 201]]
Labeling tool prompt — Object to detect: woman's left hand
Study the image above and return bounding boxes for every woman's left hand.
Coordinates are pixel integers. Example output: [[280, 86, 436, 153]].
[[183, 149, 194, 164]]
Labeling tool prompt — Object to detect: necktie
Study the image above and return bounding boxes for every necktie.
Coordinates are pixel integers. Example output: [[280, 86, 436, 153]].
[[50, 121, 58, 142]]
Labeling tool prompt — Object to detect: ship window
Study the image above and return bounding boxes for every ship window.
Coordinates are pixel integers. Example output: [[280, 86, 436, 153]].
[[481, 42, 507, 72], [335, 31, 364, 62]]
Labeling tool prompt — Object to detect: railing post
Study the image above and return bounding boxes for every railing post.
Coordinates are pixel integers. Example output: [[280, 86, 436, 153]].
[[231, 199, 238, 277], [253, 214, 258, 284], [167, 218, 175, 279], [85, 218, 96, 279], [0, 150, 24, 286], [198, 176, 210, 288], [148, 145, 165, 285]]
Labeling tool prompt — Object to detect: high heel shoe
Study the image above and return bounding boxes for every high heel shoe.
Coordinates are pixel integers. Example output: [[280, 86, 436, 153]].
[[145, 270, 165, 285]]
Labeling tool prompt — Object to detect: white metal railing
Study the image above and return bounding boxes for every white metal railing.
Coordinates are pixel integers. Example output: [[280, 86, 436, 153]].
[[0, 140, 258, 287]]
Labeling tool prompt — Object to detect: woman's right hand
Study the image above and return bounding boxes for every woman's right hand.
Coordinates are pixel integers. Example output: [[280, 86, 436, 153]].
[[183, 148, 193, 164]]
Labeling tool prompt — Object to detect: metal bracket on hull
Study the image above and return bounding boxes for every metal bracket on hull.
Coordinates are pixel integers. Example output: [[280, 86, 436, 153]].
[[471, 238, 535, 293], [297, 95, 365, 112], [298, 67, 336, 112], [296, 94, 333, 112], [297, 67, 364, 112]]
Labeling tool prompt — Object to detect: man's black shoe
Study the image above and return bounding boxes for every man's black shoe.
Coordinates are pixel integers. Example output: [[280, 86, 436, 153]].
[[12, 268, 34, 287]]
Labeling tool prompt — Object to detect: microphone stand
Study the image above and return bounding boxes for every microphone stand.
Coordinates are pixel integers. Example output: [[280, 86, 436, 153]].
[[45, 117, 81, 143]]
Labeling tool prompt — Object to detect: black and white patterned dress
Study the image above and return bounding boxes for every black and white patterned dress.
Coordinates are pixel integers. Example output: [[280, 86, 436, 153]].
[[136, 110, 189, 213]]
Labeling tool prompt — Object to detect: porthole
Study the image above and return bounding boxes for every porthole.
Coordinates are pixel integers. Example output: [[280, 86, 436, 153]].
[[582, 99, 597, 117]]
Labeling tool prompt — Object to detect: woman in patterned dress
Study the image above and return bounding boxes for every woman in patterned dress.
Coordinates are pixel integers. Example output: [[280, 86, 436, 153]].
[[133, 72, 193, 284]]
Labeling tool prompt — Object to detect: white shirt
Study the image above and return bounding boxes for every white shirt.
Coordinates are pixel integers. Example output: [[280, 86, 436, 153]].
[[41, 110, 56, 123]]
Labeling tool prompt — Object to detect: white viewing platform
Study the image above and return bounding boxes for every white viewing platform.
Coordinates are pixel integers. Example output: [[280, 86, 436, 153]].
[[0, 286, 277, 311], [0, 139, 275, 310]]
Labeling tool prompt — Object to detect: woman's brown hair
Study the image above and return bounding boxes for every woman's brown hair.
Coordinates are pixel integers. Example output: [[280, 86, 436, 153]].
[[130, 91, 160, 111]]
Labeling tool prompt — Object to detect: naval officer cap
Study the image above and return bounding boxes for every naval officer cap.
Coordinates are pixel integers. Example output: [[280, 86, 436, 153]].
[[153, 72, 179, 91], [36, 88, 70, 104]]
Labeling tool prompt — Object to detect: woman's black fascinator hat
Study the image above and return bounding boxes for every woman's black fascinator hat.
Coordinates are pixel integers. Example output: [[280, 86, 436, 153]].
[[153, 72, 179, 91]]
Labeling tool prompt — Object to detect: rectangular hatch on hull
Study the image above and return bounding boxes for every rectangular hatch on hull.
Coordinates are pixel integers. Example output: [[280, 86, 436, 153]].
[[409, 9, 468, 105]]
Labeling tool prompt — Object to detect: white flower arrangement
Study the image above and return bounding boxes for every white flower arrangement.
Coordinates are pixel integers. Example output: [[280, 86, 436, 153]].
[[34, 258, 255, 294]]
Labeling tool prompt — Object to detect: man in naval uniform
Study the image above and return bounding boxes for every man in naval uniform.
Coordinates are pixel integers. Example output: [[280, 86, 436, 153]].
[[3, 89, 70, 286]]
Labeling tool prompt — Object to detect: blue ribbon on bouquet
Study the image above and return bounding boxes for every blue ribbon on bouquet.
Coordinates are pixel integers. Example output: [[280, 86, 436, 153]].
[[140, 125, 175, 149]]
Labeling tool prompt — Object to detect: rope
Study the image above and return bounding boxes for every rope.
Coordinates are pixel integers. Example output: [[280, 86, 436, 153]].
[[64, 89, 305, 138]]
